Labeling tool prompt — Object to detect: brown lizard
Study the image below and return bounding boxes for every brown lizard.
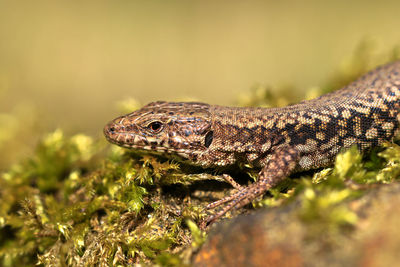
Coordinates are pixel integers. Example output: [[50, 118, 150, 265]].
[[104, 61, 400, 227]]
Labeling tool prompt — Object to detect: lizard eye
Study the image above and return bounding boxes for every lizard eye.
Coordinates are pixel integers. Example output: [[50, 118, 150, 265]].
[[148, 121, 163, 133]]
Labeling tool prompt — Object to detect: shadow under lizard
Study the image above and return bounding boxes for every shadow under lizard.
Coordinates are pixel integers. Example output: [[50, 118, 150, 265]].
[[104, 61, 400, 227]]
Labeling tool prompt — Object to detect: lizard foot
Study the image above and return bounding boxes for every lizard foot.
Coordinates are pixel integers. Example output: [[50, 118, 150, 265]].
[[201, 181, 269, 229], [200, 146, 299, 229]]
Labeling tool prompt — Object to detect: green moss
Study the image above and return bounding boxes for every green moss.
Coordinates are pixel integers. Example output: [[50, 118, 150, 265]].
[[0, 126, 219, 265], [297, 147, 363, 243]]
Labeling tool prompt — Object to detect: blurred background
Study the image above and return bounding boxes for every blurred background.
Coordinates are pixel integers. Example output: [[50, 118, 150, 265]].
[[1, 0, 400, 168]]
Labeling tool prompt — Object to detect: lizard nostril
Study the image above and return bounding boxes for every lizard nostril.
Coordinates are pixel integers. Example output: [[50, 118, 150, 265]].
[[109, 126, 115, 133]]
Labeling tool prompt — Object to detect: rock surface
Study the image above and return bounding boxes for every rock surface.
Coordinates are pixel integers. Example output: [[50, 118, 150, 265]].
[[194, 183, 400, 267]]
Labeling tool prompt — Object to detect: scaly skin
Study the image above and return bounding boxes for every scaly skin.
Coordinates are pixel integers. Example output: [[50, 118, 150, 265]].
[[104, 61, 400, 227]]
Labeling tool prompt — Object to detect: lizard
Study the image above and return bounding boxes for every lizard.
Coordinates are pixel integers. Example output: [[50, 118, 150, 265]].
[[104, 61, 400, 227]]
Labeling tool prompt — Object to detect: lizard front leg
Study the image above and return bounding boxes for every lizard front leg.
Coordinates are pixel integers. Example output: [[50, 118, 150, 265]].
[[203, 146, 300, 227]]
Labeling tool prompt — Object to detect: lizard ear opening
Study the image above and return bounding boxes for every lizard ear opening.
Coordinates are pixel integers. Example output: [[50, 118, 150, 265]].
[[204, 131, 213, 147]]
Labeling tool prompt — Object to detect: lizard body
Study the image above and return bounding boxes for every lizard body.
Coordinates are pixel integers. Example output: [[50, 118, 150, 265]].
[[104, 61, 400, 225]]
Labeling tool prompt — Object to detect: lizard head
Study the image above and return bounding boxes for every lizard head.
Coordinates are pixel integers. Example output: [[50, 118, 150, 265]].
[[104, 101, 213, 162]]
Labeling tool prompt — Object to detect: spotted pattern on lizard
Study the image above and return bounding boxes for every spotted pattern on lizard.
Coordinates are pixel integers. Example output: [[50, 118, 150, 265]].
[[104, 61, 400, 226]]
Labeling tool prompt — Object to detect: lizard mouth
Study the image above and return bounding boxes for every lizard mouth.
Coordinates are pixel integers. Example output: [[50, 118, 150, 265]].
[[103, 119, 136, 146], [103, 118, 199, 159], [103, 119, 171, 152], [104, 121, 144, 147]]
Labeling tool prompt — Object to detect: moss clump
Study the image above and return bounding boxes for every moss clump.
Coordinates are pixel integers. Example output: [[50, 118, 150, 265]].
[[0, 129, 214, 266]]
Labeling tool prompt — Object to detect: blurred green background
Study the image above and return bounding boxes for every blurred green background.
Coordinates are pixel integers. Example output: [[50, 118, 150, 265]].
[[1, 0, 400, 168]]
